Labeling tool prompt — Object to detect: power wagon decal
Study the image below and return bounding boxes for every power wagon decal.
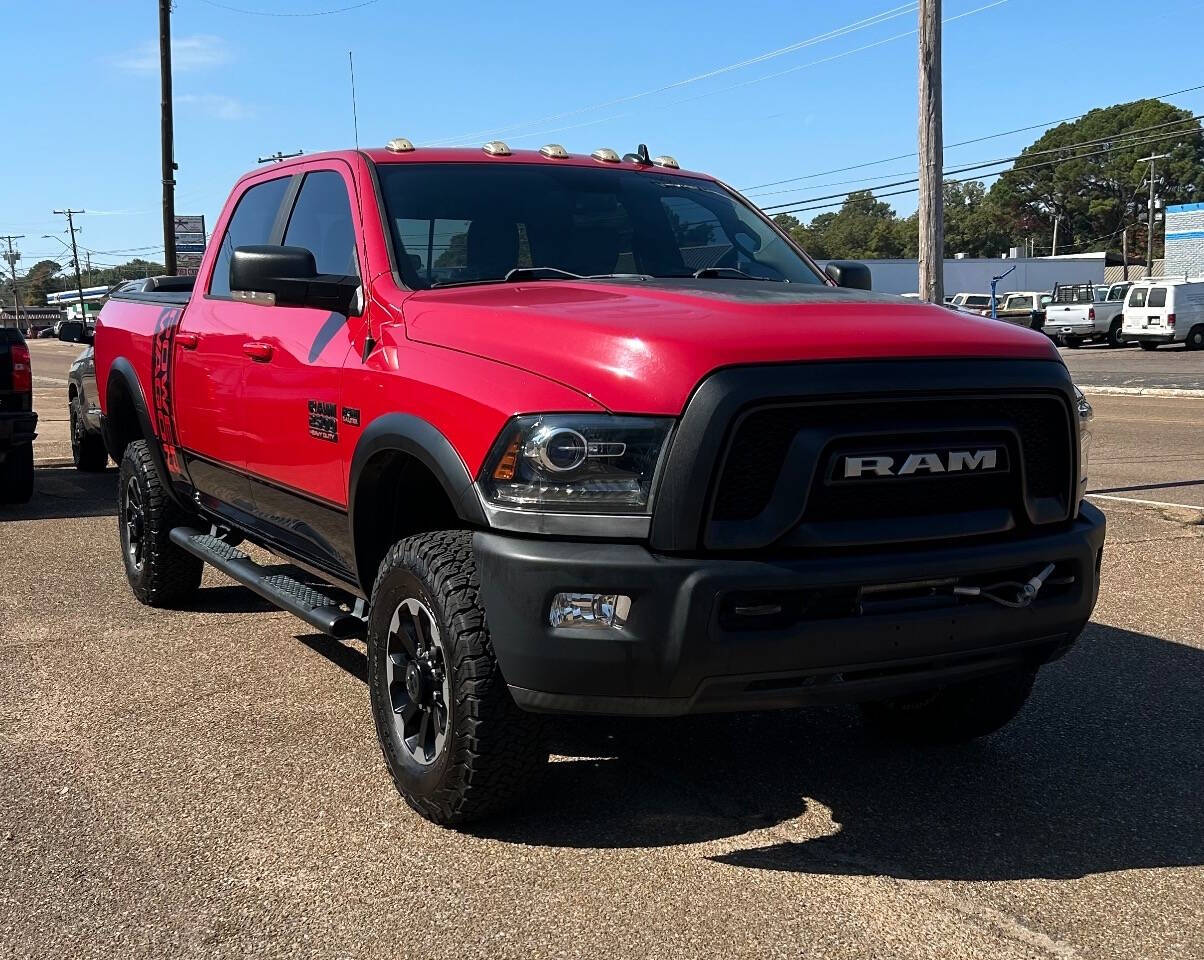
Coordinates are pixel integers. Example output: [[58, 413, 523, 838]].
[[150, 305, 186, 478]]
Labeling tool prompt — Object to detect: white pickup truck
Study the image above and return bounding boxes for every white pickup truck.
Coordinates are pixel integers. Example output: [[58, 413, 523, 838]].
[[1045, 282, 1131, 348]]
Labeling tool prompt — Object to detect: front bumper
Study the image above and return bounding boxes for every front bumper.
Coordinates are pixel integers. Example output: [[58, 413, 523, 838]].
[[0, 410, 38, 456], [474, 502, 1106, 716]]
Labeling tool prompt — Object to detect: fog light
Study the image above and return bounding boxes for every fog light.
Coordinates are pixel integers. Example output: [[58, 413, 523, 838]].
[[549, 593, 631, 629]]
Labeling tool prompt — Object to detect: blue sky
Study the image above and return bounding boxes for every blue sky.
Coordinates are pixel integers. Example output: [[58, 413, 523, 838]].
[[5, 0, 1204, 270]]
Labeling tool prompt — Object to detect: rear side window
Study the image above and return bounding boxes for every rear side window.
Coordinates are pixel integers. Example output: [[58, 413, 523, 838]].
[[1147, 288, 1167, 308], [282, 170, 359, 276], [965, 296, 989, 308], [1128, 288, 1147, 308], [1010, 296, 1034, 310], [209, 176, 291, 297]]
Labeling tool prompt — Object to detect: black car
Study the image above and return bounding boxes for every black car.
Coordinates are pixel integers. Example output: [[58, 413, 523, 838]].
[[0, 327, 37, 503]]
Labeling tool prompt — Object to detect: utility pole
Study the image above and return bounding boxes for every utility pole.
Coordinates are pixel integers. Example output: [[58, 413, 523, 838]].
[[1122, 227, 1129, 281], [1, 235, 22, 329], [917, 0, 944, 303], [1139, 152, 1169, 278], [53, 209, 88, 323], [1051, 215, 1060, 257], [160, 0, 177, 275]]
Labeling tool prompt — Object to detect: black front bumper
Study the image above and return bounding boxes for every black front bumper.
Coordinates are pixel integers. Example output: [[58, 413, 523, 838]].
[[474, 502, 1106, 717], [0, 410, 37, 457]]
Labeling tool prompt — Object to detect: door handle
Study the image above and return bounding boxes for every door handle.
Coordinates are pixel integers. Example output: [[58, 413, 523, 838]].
[[176, 331, 199, 349], [242, 341, 274, 362]]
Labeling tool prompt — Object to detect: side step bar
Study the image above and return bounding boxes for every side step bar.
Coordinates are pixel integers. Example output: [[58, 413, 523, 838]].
[[170, 527, 366, 639]]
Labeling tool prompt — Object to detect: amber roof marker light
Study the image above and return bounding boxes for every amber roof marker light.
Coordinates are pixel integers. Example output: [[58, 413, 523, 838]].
[[385, 137, 415, 153], [483, 140, 512, 156]]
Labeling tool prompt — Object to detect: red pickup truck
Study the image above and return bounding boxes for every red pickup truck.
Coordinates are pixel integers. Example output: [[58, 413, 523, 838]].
[[94, 143, 1105, 825]]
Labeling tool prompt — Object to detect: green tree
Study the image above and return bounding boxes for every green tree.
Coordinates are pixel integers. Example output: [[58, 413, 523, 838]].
[[17, 260, 63, 306], [989, 99, 1204, 254], [941, 180, 1013, 257]]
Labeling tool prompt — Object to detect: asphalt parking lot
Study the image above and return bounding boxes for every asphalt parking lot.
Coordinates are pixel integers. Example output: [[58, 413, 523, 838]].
[[3, 339, 1202, 959]]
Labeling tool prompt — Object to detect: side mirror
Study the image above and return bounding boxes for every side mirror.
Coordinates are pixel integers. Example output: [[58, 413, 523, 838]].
[[824, 260, 872, 290], [230, 244, 360, 315]]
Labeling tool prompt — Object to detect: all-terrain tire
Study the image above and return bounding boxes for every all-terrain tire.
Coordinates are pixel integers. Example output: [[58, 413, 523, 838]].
[[118, 440, 203, 607], [0, 443, 34, 505], [860, 667, 1038, 744], [1186, 325, 1204, 351], [367, 530, 547, 826], [70, 395, 108, 472]]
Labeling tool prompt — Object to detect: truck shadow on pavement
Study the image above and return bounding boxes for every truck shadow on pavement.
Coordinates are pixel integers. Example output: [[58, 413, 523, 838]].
[[0, 466, 117, 522], [467, 622, 1203, 882]]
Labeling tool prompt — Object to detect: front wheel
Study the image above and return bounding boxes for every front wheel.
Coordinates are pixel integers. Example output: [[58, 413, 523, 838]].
[[1060, 335, 1081, 349], [1186, 326, 1204, 351], [367, 530, 546, 826], [860, 667, 1037, 744], [70, 396, 108, 471]]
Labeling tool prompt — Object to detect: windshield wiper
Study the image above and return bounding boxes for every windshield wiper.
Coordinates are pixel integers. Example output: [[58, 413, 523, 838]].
[[692, 266, 784, 282], [504, 266, 584, 282]]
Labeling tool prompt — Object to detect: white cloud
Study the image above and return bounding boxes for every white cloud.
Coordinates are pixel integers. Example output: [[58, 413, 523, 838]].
[[114, 34, 230, 73], [176, 94, 254, 121]]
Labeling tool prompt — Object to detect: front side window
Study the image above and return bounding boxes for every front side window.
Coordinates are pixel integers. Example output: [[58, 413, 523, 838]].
[[1107, 284, 1130, 302], [1128, 287, 1147, 308], [1148, 287, 1168, 308], [210, 176, 291, 296], [282, 170, 359, 276], [376, 163, 824, 289]]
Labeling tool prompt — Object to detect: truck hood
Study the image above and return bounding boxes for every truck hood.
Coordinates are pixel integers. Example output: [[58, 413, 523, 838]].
[[401, 278, 1063, 414]]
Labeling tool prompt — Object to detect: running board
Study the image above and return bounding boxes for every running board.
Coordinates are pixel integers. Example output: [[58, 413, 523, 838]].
[[170, 527, 366, 639]]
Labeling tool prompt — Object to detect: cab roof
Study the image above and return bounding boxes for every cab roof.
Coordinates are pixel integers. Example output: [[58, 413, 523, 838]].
[[249, 145, 714, 182]]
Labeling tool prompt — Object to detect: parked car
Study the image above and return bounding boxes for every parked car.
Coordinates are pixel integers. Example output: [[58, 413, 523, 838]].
[[994, 291, 1054, 330], [93, 143, 1105, 826], [0, 327, 36, 504], [60, 325, 107, 471], [1044, 282, 1130, 348], [950, 292, 995, 313], [1121, 278, 1204, 350]]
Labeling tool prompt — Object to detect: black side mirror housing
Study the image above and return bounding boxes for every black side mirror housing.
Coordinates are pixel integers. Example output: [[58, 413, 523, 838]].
[[824, 260, 872, 291], [230, 245, 360, 315], [58, 321, 90, 344]]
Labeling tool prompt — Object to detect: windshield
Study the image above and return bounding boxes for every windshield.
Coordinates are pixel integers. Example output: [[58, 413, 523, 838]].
[[376, 162, 825, 289]]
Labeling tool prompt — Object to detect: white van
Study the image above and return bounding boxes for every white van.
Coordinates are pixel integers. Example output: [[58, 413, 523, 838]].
[[1121, 279, 1204, 350]]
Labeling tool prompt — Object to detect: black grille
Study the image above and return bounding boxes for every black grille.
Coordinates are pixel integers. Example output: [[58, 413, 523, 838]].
[[711, 394, 1072, 533]]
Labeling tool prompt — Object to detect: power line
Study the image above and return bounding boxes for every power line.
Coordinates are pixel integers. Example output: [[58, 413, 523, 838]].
[[769, 125, 1202, 216], [763, 119, 1203, 215], [431, 2, 922, 145], [195, 0, 381, 15], [740, 80, 1204, 193]]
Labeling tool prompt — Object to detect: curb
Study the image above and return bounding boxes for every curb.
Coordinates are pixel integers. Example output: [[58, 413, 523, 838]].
[[34, 457, 76, 469], [1079, 385, 1204, 398]]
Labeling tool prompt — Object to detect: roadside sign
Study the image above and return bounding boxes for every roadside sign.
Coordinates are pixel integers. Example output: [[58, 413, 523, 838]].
[[176, 252, 204, 276], [173, 215, 205, 235], [173, 215, 207, 269]]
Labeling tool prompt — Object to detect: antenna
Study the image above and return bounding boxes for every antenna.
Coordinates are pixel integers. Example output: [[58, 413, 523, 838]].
[[349, 50, 360, 150], [257, 150, 304, 164]]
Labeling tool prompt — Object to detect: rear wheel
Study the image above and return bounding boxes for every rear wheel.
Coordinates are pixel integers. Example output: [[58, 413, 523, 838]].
[[1139, 340, 1160, 351], [860, 667, 1037, 744], [1106, 319, 1127, 348], [1186, 326, 1204, 351], [118, 440, 203, 607], [70, 396, 108, 472], [367, 530, 546, 826], [0, 444, 34, 505]]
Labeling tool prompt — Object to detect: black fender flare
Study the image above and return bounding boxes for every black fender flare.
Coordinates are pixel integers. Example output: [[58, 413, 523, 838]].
[[103, 359, 189, 511], [348, 412, 488, 533]]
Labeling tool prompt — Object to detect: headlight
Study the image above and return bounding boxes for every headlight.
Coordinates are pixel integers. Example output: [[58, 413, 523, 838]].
[[481, 414, 673, 514], [1074, 385, 1093, 498]]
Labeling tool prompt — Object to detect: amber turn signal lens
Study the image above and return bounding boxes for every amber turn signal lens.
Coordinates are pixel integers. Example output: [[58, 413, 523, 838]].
[[492, 435, 521, 481]]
